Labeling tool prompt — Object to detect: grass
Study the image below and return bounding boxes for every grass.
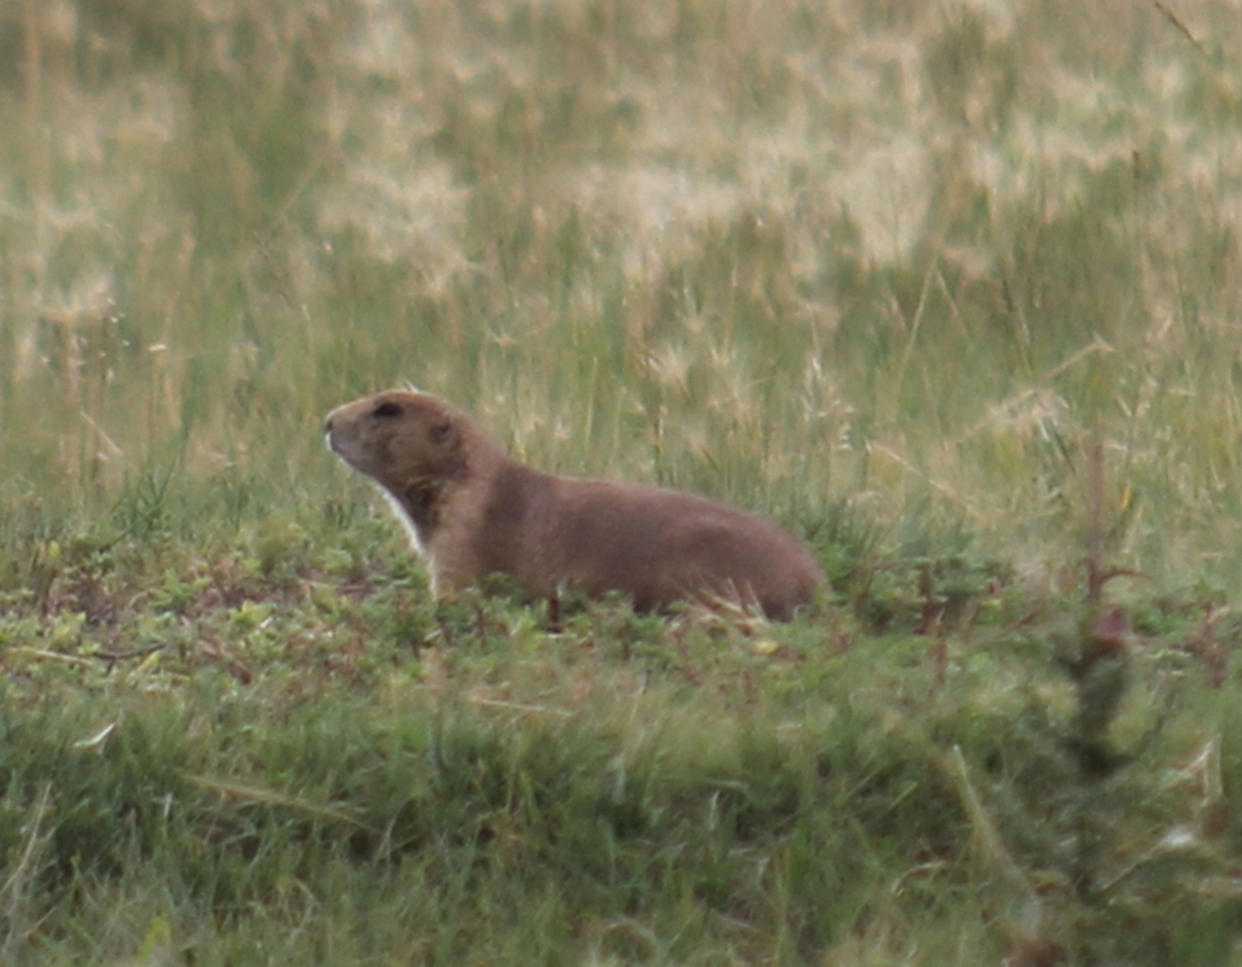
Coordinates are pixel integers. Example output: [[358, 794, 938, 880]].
[[5, 0, 1242, 962]]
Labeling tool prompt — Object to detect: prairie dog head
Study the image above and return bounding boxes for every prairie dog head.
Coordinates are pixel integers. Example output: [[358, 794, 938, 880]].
[[323, 390, 475, 493]]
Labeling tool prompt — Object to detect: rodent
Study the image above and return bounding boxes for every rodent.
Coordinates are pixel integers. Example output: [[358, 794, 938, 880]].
[[324, 390, 821, 619]]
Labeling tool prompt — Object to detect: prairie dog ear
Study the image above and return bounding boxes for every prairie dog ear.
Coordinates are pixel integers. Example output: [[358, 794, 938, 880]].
[[429, 419, 456, 445]]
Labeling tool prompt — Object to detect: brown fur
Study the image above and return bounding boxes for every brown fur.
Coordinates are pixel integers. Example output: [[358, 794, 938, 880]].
[[324, 390, 822, 619]]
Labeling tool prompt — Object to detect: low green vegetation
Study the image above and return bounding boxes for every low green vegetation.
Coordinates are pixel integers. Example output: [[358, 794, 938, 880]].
[[4, 0, 1242, 963]]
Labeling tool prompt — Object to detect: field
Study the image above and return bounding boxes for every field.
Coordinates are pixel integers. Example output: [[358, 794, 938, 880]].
[[4, 0, 1242, 963]]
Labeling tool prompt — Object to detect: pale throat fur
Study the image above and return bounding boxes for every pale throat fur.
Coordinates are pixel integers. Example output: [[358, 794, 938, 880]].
[[362, 440, 460, 549]]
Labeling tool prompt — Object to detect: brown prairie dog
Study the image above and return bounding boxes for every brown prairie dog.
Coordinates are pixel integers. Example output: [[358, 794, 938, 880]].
[[324, 390, 821, 619]]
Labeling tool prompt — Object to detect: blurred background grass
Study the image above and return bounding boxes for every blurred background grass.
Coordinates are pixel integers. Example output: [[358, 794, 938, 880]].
[[4, 0, 1242, 587]]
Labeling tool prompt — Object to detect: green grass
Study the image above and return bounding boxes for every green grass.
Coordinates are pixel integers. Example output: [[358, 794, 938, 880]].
[[5, 0, 1242, 962]]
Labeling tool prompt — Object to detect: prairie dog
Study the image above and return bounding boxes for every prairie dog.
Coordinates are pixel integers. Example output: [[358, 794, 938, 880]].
[[324, 390, 821, 619]]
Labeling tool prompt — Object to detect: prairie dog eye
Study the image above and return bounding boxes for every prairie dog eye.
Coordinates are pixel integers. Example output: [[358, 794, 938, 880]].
[[372, 401, 402, 419]]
